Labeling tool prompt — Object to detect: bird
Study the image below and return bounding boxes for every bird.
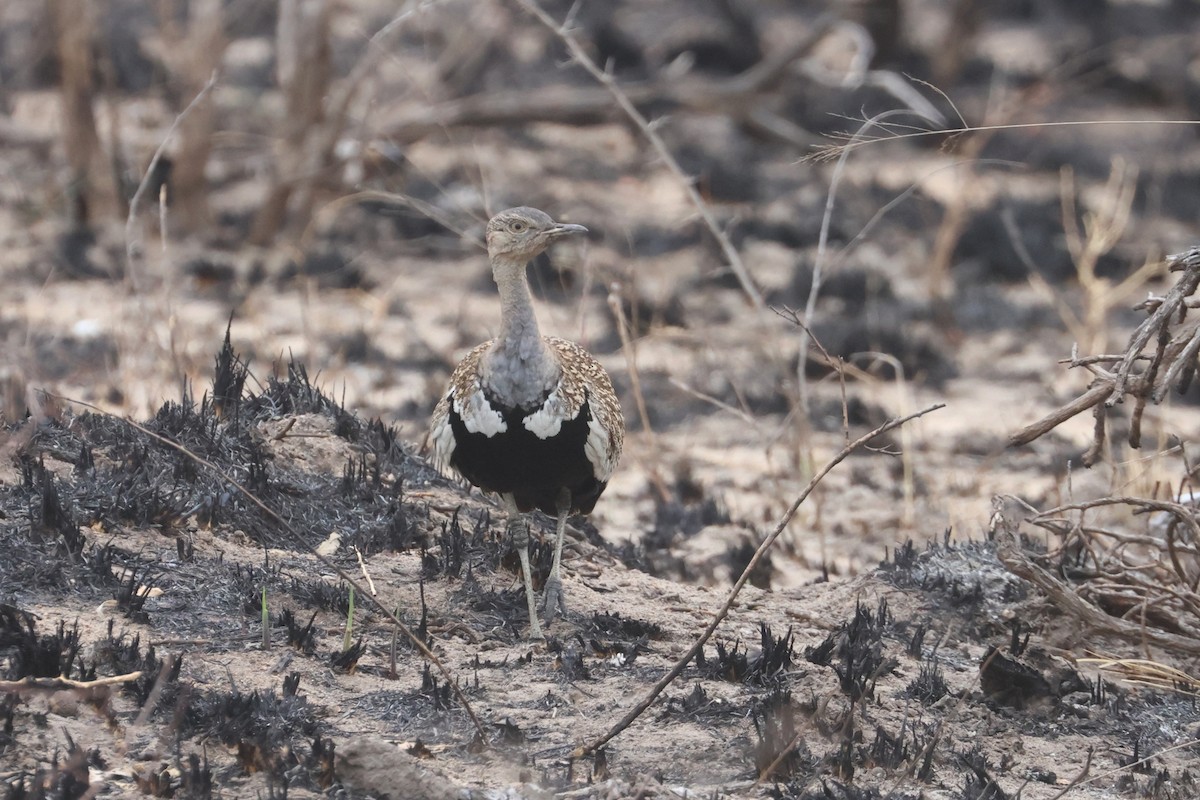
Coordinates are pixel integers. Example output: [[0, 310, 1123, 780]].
[[430, 207, 624, 640]]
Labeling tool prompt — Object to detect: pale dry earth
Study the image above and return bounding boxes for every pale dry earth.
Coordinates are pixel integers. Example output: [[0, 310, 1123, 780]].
[[4, 0, 1200, 798]]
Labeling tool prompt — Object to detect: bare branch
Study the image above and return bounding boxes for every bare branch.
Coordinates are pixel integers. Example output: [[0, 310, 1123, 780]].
[[1110, 247, 1200, 403], [1007, 381, 1115, 448], [1009, 246, 1200, 457]]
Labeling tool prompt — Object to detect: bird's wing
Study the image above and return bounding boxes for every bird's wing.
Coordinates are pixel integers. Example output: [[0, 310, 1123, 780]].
[[544, 337, 625, 482], [430, 340, 498, 472]]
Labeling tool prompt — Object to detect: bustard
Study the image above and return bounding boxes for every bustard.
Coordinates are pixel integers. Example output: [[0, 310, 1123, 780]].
[[430, 207, 624, 640]]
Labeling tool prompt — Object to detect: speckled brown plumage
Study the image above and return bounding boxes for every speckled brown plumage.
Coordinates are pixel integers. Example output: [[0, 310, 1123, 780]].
[[426, 206, 623, 638], [431, 335, 624, 499], [545, 336, 624, 475]]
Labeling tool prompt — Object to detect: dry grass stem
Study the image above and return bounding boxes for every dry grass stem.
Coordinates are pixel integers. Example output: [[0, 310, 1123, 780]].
[[808, 119, 1200, 164], [1024, 160, 1153, 359], [1079, 657, 1200, 696], [799, 109, 932, 420], [154, 0, 226, 233], [854, 351, 918, 527], [1057, 734, 1200, 795], [608, 287, 669, 503]]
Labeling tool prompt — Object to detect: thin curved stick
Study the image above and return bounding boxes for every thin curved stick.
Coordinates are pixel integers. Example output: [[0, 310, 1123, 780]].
[[574, 402, 945, 756]]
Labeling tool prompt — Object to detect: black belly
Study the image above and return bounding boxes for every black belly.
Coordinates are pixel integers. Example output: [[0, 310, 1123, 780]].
[[447, 399, 607, 515]]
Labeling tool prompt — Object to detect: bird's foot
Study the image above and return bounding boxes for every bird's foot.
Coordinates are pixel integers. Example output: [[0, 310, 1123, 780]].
[[540, 574, 567, 625]]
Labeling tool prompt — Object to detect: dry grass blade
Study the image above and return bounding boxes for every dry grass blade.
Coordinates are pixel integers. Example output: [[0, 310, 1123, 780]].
[[124, 70, 219, 283], [808, 119, 1200, 164], [575, 402, 945, 756], [1079, 657, 1200, 696]]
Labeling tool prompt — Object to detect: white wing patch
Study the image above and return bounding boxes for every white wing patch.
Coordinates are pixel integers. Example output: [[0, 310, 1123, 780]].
[[458, 388, 507, 437], [524, 384, 613, 480], [584, 411, 615, 481], [522, 387, 569, 439]]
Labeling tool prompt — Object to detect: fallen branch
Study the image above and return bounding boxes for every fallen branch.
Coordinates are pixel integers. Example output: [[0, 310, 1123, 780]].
[[575, 402, 945, 756], [0, 671, 143, 694]]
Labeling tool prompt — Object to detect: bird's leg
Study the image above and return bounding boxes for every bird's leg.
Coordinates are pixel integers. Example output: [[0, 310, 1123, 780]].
[[541, 487, 571, 624], [504, 494, 543, 640]]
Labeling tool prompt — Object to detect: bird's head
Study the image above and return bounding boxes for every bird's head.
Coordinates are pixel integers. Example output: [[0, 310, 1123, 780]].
[[485, 207, 587, 263]]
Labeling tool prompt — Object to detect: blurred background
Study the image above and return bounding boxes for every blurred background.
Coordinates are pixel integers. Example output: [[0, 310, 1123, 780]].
[[3, 0, 1200, 586]]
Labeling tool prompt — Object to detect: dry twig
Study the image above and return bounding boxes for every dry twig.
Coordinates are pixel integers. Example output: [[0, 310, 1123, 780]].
[[575, 402, 945, 756], [0, 671, 142, 694], [1009, 246, 1200, 464], [992, 496, 1200, 657], [124, 71, 219, 283]]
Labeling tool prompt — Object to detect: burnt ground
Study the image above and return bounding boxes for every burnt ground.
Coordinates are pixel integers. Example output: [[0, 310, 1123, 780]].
[[4, 0, 1200, 797]]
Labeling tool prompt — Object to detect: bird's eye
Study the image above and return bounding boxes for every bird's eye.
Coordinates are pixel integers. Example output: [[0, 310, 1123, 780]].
[[509, 222, 526, 233]]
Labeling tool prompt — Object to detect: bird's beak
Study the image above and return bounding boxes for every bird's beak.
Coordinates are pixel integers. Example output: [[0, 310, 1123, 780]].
[[548, 222, 588, 238]]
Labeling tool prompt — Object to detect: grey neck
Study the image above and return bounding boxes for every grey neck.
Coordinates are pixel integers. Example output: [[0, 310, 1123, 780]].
[[481, 254, 560, 409]]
